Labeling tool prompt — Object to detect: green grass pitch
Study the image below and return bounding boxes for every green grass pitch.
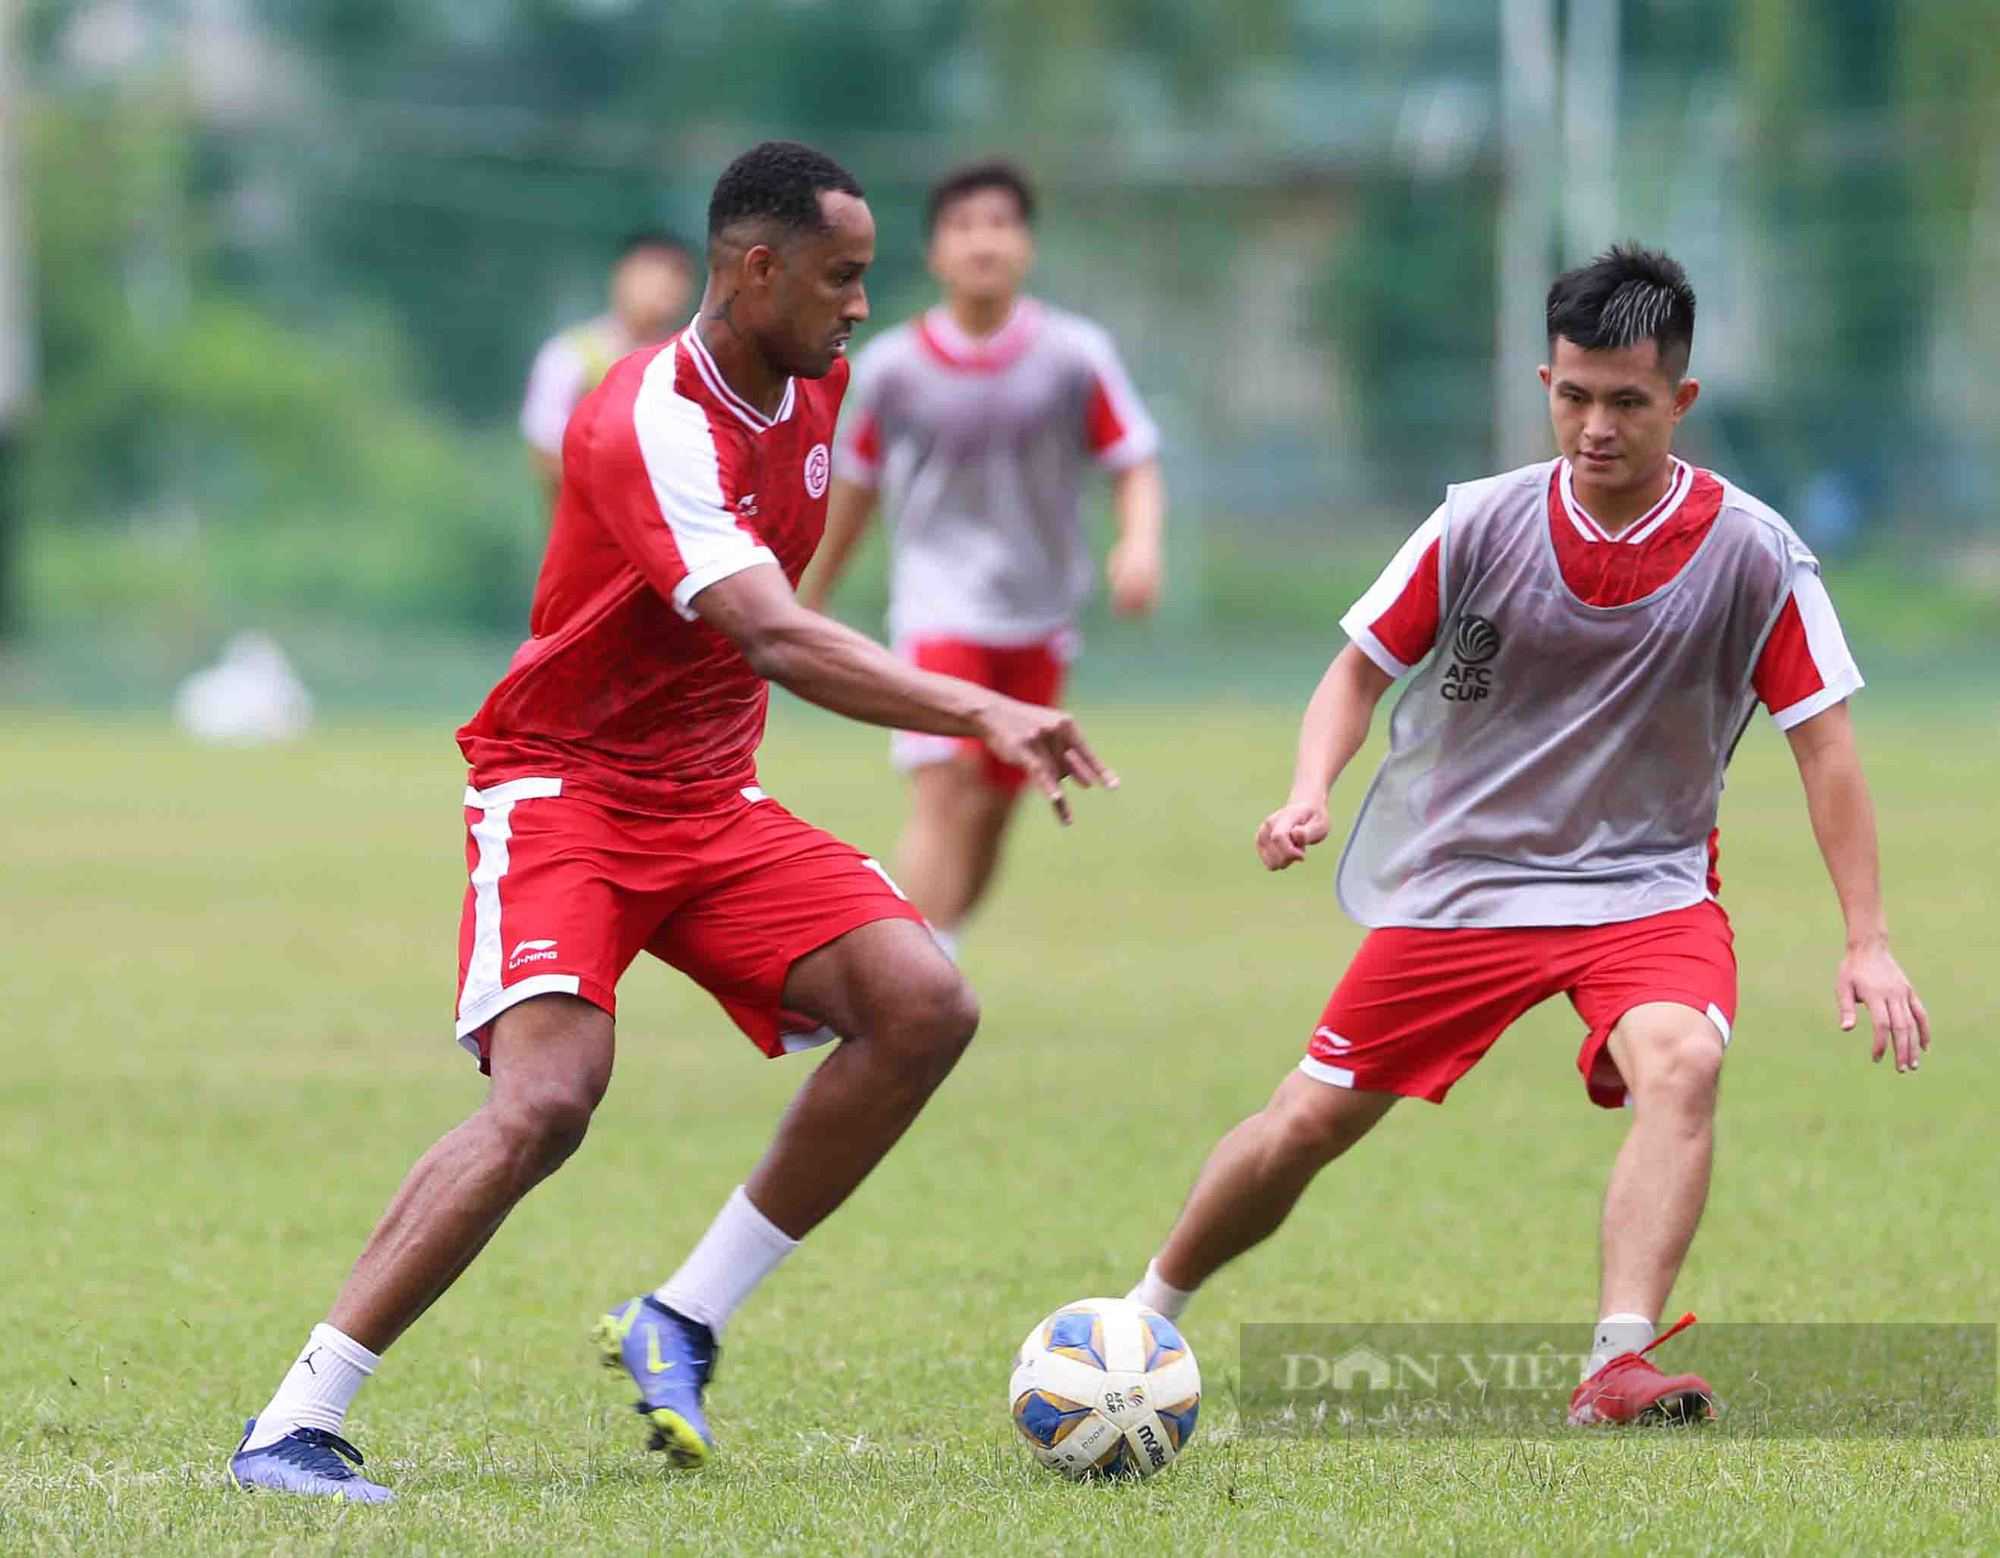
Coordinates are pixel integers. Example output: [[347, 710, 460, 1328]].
[[2, 698, 1994, 1554]]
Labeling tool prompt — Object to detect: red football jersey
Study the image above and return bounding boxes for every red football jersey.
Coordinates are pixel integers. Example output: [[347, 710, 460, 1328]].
[[459, 326, 846, 811]]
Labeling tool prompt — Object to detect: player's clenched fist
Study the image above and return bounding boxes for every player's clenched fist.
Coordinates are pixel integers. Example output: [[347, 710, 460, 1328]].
[[1256, 801, 1330, 870], [974, 700, 1118, 825]]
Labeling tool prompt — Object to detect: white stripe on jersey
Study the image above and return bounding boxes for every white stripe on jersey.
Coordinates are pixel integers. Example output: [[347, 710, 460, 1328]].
[[1620, 460, 1695, 545], [682, 323, 796, 431], [634, 344, 778, 619], [1558, 457, 1693, 544], [1338, 504, 1446, 678], [1769, 568, 1865, 731], [1076, 321, 1161, 470]]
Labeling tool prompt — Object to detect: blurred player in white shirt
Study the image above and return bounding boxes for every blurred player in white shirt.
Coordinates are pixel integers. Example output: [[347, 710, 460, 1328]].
[[520, 230, 696, 508], [803, 160, 1165, 954]]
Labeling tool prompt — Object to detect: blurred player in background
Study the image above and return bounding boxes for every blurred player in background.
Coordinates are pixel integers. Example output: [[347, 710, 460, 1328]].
[[520, 229, 696, 508], [802, 159, 1164, 957], [1127, 246, 1931, 1428], [229, 141, 1114, 1502]]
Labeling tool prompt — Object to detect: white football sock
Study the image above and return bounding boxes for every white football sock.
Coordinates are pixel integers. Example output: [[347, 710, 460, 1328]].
[[1584, 1312, 1656, 1379], [242, 1322, 379, 1450], [1127, 1260, 1195, 1321], [654, 1185, 800, 1335]]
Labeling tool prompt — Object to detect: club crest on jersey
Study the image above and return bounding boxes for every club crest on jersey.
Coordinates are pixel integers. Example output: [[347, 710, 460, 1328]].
[[803, 442, 830, 498], [1441, 614, 1501, 702]]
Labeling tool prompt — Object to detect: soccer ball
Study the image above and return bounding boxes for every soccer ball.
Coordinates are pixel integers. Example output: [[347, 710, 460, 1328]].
[[1009, 1297, 1201, 1479]]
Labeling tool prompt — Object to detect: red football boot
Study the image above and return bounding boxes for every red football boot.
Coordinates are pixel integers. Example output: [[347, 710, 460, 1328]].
[[1567, 1312, 1717, 1427]]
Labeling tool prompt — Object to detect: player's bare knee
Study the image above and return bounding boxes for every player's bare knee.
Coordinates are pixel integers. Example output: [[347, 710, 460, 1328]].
[[480, 996, 613, 1174], [1264, 1070, 1393, 1167], [908, 963, 981, 1067], [490, 1084, 597, 1177], [1266, 1091, 1350, 1165], [871, 960, 979, 1078], [1628, 1024, 1724, 1113], [486, 1044, 607, 1176]]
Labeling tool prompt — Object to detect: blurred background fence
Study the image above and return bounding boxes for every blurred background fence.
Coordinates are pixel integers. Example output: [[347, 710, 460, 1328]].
[[3, 0, 1998, 707]]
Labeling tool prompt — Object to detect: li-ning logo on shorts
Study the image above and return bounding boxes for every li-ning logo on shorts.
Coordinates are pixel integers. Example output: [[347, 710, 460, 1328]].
[[1441, 614, 1501, 702], [803, 442, 830, 499], [508, 938, 558, 970]]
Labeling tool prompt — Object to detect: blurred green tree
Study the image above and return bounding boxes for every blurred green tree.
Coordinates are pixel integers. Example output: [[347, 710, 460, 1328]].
[[23, 86, 536, 635]]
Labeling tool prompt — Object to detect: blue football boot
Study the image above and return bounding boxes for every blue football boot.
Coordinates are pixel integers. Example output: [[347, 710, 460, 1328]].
[[228, 1418, 394, 1503], [593, 1295, 718, 1467]]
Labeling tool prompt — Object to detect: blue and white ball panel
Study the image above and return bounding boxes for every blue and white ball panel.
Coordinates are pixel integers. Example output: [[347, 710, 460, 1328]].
[[1009, 1297, 1202, 1479], [1038, 1296, 1152, 1371], [1154, 1394, 1200, 1451], [1011, 1345, 1114, 1416], [1012, 1389, 1094, 1447], [1044, 1308, 1109, 1370], [1142, 1311, 1189, 1371]]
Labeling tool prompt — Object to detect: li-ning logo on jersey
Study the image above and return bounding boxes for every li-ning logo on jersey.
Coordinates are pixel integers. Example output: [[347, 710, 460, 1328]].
[[1441, 614, 1501, 702], [803, 442, 830, 499]]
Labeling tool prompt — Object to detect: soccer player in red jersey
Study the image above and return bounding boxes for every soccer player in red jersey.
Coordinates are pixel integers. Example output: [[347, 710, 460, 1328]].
[[801, 159, 1165, 958], [230, 142, 1114, 1501], [1126, 247, 1932, 1427]]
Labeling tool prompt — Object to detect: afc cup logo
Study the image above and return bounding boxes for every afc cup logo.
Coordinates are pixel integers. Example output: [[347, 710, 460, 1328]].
[[1441, 613, 1501, 703], [1452, 614, 1501, 665], [803, 442, 830, 499]]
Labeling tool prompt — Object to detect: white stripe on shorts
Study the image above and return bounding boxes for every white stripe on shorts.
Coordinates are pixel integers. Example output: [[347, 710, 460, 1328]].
[[456, 777, 575, 1050], [1705, 1002, 1732, 1049], [1298, 1055, 1357, 1089]]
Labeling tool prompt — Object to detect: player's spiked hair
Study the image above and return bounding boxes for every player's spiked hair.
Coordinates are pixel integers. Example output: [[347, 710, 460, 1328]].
[[925, 157, 1037, 235], [1546, 244, 1697, 378], [707, 141, 864, 249]]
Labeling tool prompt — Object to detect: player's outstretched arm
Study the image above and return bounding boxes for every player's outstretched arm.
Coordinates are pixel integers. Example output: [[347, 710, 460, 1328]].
[[797, 478, 877, 613], [1785, 701, 1931, 1071], [1256, 644, 1393, 871], [1105, 459, 1165, 617], [696, 563, 1115, 823]]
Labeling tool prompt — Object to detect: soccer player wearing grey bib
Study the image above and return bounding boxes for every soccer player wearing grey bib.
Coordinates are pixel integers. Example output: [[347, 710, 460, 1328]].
[[1127, 246, 1930, 1428], [802, 160, 1165, 957]]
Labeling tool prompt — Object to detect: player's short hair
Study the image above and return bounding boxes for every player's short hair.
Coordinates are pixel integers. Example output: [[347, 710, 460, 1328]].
[[707, 141, 864, 250], [1546, 244, 1697, 379], [614, 228, 694, 267], [925, 157, 1037, 235]]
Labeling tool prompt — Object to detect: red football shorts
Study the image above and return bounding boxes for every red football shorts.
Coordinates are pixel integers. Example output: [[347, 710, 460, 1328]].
[[891, 632, 1074, 793], [1300, 901, 1736, 1109], [454, 776, 926, 1068]]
